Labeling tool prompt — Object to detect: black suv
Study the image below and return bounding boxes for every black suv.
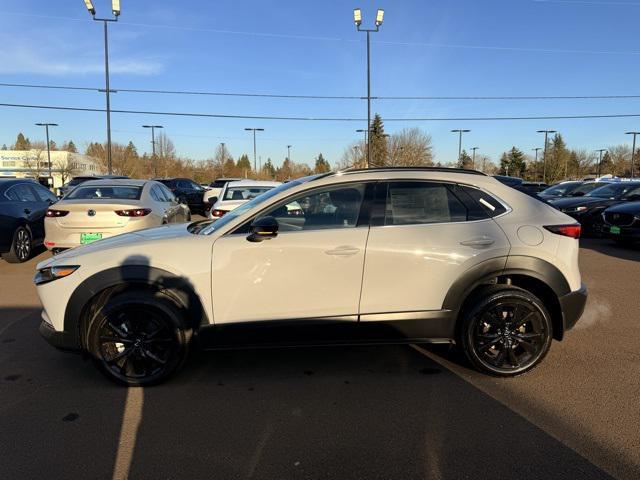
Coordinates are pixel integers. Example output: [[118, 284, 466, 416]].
[[155, 177, 206, 214], [0, 179, 58, 263]]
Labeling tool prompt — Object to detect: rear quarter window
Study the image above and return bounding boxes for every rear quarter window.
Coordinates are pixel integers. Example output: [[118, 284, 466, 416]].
[[459, 186, 507, 218]]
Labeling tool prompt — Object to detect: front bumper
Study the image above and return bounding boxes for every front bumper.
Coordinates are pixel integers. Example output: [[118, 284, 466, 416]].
[[601, 224, 640, 240], [559, 283, 588, 332], [39, 317, 80, 352]]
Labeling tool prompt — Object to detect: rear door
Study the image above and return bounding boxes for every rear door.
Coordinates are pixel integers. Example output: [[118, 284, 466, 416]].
[[30, 183, 58, 241], [6, 184, 41, 237], [359, 181, 511, 316]]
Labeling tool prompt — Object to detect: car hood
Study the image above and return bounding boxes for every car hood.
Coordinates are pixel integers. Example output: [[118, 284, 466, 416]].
[[549, 196, 612, 209], [37, 223, 192, 268], [604, 200, 640, 214]]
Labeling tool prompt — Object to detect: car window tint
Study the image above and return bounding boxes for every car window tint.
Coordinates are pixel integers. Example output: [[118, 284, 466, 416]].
[[66, 186, 142, 200], [384, 182, 467, 226], [261, 184, 366, 232], [449, 185, 490, 221], [6, 184, 37, 202], [32, 184, 57, 203], [150, 185, 164, 202], [159, 184, 176, 202], [177, 180, 192, 189], [459, 185, 507, 218]]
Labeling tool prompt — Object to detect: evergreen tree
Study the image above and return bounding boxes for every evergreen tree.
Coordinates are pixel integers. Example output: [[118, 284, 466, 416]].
[[369, 113, 387, 167], [498, 148, 526, 177], [14, 133, 30, 150], [48, 140, 57, 151], [458, 150, 473, 169], [314, 153, 331, 173], [237, 154, 252, 172], [66, 140, 77, 153], [1, 144, 7, 150], [499, 152, 510, 176], [86, 142, 105, 159], [126, 141, 138, 158], [262, 158, 276, 178], [548, 134, 570, 182]]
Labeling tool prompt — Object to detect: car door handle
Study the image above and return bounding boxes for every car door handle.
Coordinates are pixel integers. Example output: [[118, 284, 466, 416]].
[[460, 237, 495, 247], [325, 246, 360, 256]]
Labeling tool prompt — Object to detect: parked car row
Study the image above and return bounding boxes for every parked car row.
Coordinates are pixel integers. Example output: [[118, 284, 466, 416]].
[[496, 176, 640, 245]]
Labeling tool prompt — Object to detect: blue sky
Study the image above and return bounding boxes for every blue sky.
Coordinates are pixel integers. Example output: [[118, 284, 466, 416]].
[[1, 0, 640, 168]]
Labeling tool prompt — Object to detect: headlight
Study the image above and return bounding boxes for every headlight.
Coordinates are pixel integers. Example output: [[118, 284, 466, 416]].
[[563, 206, 588, 213], [34, 266, 79, 285]]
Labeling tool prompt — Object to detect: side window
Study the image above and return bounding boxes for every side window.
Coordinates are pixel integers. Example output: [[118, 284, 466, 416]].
[[5, 186, 20, 201], [448, 184, 489, 221], [7, 184, 38, 202], [384, 182, 467, 226], [260, 184, 366, 232], [150, 186, 164, 202], [32, 184, 57, 203], [177, 180, 192, 190], [460, 186, 507, 218], [159, 184, 176, 202]]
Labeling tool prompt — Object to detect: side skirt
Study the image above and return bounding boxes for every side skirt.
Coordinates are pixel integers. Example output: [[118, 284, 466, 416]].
[[196, 311, 455, 350]]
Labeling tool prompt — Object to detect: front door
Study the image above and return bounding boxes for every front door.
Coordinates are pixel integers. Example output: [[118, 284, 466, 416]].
[[211, 183, 370, 323]]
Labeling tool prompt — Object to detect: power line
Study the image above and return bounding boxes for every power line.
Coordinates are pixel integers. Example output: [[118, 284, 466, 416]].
[[2, 82, 640, 101], [2, 101, 640, 122]]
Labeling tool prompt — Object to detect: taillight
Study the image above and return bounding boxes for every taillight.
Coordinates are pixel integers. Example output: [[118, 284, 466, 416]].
[[115, 208, 152, 217], [46, 209, 69, 217], [211, 209, 227, 218], [544, 224, 581, 239]]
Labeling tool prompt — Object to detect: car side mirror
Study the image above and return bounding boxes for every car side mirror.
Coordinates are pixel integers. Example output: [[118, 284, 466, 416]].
[[208, 196, 218, 206], [247, 216, 279, 243]]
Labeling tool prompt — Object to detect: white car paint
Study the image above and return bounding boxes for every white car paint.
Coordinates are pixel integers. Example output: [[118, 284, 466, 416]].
[[207, 180, 281, 220], [36, 169, 582, 335]]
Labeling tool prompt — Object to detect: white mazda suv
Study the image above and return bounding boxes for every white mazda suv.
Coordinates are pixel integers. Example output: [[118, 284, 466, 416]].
[[35, 168, 587, 385]]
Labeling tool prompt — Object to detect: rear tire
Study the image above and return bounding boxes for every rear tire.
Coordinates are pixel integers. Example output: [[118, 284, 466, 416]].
[[459, 286, 553, 377], [3, 226, 32, 263], [86, 291, 191, 386]]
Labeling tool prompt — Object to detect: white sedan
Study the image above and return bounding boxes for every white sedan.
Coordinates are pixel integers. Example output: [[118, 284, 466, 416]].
[[44, 179, 190, 253], [207, 180, 281, 220]]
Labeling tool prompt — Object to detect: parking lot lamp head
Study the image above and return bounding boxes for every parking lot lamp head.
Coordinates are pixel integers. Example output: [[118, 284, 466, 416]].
[[353, 8, 362, 26], [84, 0, 95, 16], [375, 9, 384, 26], [112, 0, 121, 17]]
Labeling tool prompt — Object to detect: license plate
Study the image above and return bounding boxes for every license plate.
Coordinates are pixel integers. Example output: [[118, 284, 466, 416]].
[[610, 226, 621, 235], [80, 232, 103, 244]]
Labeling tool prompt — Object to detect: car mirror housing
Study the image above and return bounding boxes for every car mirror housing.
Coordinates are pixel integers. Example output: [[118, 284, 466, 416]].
[[247, 216, 279, 243], [208, 197, 218, 206]]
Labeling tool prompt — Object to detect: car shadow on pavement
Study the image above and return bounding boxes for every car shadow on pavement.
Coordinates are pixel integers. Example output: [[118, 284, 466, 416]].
[[580, 238, 640, 262], [0, 306, 620, 480]]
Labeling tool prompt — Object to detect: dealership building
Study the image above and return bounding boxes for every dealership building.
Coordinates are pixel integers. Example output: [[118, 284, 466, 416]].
[[0, 150, 101, 192]]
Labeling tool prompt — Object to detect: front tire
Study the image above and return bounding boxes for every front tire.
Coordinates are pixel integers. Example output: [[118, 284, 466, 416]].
[[86, 291, 191, 386], [459, 286, 553, 377], [3, 226, 32, 263]]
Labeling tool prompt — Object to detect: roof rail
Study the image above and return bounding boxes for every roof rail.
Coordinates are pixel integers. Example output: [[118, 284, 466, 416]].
[[335, 166, 487, 176]]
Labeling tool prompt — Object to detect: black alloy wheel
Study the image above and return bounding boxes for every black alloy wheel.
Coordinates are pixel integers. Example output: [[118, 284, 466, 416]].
[[87, 293, 190, 386], [461, 287, 552, 377]]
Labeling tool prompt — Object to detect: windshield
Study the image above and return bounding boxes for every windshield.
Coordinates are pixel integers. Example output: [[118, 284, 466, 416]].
[[66, 185, 142, 200], [585, 183, 625, 198], [568, 182, 603, 196], [223, 186, 274, 201], [621, 185, 640, 199], [199, 179, 307, 235], [541, 182, 580, 196]]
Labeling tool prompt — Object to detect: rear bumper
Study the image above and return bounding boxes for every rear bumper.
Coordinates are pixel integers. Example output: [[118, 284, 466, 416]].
[[559, 283, 588, 332], [39, 317, 80, 352]]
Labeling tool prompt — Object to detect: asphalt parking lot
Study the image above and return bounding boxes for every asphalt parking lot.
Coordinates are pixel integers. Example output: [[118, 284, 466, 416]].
[[0, 239, 638, 480]]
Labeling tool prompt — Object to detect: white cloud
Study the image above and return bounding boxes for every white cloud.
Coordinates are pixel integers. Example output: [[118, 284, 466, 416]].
[[0, 32, 164, 76]]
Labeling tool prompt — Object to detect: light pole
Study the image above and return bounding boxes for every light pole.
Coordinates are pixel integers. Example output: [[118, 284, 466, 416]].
[[471, 147, 479, 170], [84, 0, 120, 175], [537, 130, 557, 183], [287, 145, 292, 163], [595, 149, 607, 178], [353, 8, 384, 168], [451, 129, 471, 164], [244, 128, 264, 172], [532, 147, 542, 181], [142, 125, 163, 177], [626, 132, 640, 179], [35, 122, 58, 188]]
